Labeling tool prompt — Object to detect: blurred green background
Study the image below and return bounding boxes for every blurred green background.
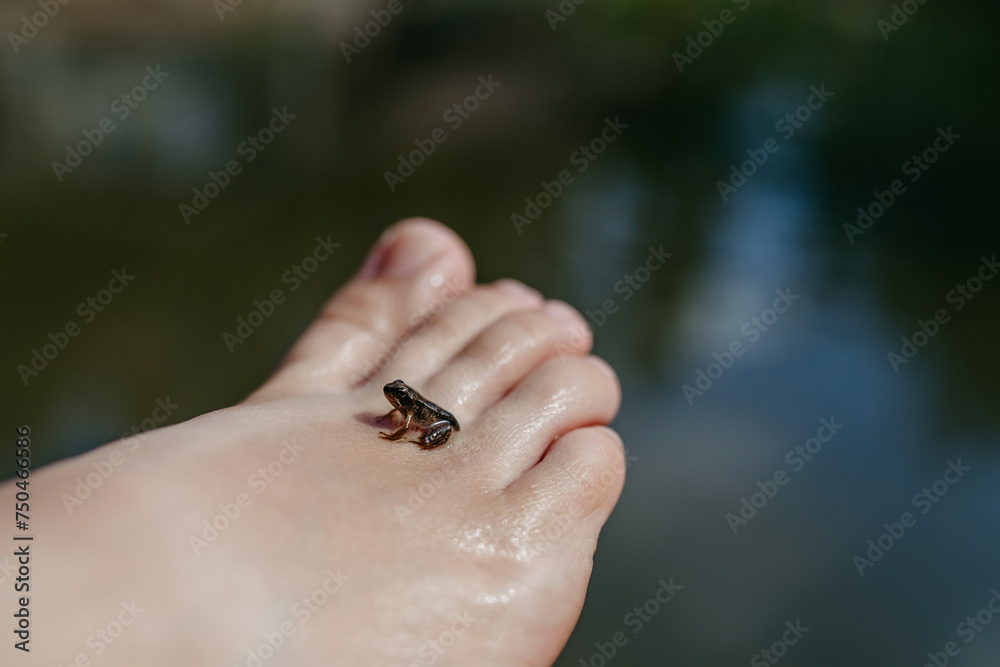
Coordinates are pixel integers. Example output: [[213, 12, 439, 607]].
[[2, 0, 999, 664]]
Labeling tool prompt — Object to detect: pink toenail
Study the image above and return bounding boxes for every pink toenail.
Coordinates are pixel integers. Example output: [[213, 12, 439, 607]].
[[381, 233, 446, 278], [355, 240, 390, 279]]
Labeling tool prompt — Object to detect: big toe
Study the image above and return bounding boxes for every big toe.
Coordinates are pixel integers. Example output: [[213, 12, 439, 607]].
[[257, 218, 475, 397]]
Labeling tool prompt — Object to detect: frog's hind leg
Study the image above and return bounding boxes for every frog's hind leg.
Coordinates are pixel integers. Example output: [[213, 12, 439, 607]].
[[379, 425, 409, 441], [411, 422, 451, 450]]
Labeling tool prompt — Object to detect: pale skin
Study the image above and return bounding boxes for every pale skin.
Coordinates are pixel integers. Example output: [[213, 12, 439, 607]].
[[17, 218, 625, 667]]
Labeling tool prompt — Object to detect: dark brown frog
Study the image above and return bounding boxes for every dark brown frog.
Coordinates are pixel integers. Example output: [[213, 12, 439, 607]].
[[377, 380, 460, 450]]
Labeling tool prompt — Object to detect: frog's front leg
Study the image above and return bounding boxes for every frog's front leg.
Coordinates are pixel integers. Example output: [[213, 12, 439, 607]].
[[412, 420, 453, 450], [376, 408, 399, 424], [379, 412, 412, 441]]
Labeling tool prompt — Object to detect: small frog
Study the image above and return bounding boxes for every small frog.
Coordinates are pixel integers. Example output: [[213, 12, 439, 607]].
[[377, 379, 460, 450]]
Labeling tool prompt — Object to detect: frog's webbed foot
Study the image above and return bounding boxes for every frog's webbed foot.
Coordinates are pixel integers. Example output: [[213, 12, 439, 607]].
[[379, 425, 409, 441]]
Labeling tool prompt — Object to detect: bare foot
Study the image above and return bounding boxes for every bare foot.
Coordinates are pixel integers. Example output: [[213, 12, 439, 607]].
[[24, 218, 625, 667]]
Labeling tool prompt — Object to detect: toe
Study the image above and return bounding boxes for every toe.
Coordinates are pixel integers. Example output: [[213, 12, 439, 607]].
[[474, 355, 621, 485], [423, 300, 593, 415], [258, 218, 475, 396], [369, 279, 545, 386], [505, 425, 627, 533]]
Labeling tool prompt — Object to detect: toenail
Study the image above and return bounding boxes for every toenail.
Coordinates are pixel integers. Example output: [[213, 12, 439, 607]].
[[542, 300, 580, 323], [355, 239, 391, 279], [381, 229, 447, 278]]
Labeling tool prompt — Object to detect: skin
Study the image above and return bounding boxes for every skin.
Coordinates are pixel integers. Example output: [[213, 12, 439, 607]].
[[16, 218, 625, 667]]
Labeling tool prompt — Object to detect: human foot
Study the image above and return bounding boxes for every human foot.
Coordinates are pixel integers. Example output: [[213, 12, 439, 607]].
[[27, 218, 625, 667]]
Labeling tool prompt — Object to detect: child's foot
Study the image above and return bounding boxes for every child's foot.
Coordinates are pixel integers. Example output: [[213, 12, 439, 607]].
[[29, 218, 624, 667]]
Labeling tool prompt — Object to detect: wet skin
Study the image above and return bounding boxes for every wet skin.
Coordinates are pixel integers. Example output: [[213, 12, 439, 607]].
[[377, 379, 461, 449]]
